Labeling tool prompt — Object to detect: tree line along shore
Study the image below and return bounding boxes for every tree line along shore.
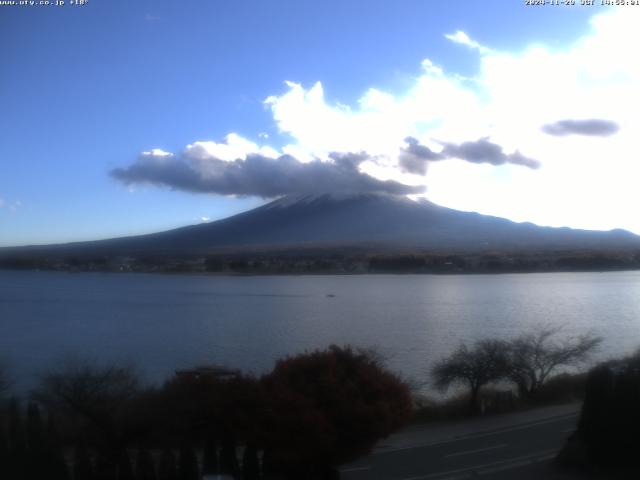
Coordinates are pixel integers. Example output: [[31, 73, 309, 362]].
[[2, 248, 640, 275]]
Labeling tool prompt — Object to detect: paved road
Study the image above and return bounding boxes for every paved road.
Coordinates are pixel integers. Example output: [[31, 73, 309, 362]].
[[340, 408, 579, 480]]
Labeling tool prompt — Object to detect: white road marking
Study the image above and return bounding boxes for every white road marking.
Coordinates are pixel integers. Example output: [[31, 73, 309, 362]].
[[444, 443, 507, 458], [375, 413, 578, 454], [399, 448, 558, 480]]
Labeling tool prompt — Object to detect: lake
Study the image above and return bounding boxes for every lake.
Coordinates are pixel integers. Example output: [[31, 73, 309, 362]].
[[1, 270, 639, 394]]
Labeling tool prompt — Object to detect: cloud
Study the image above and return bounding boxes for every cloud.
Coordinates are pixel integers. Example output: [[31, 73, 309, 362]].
[[265, 81, 415, 158], [444, 30, 491, 54], [0, 198, 22, 212], [441, 138, 541, 169], [144, 13, 161, 22], [114, 8, 640, 233], [185, 133, 279, 162], [398, 137, 444, 175], [398, 137, 539, 175], [541, 119, 620, 137], [111, 146, 424, 198], [263, 8, 640, 232]]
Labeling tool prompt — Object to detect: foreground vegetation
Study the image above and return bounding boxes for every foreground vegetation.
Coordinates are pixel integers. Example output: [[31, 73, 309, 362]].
[[557, 349, 640, 476], [0, 327, 616, 479], [0, 346, 412, 480]]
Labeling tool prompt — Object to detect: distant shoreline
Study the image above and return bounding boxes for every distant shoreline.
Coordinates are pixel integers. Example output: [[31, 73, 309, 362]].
[[3, 246, 640, 277]]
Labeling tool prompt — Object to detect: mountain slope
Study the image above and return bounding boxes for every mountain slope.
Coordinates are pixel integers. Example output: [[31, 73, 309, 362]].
[[3, 193, 640, 256]]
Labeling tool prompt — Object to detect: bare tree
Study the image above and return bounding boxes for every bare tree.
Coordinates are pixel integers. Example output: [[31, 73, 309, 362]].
[[506, 326, 602, 398], [431, 339, 509, 414], [33, 359, 142, 454]]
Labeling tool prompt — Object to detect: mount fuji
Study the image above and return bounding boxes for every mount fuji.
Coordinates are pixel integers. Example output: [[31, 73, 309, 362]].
[[4, 193, 639, 256]]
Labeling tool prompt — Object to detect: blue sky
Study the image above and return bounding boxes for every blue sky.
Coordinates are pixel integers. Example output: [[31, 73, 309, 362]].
[[1, 0, 635, 247]]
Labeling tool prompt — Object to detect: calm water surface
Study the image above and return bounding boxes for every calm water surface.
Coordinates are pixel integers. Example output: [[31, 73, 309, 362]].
[[1, 270, 639, 392]]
